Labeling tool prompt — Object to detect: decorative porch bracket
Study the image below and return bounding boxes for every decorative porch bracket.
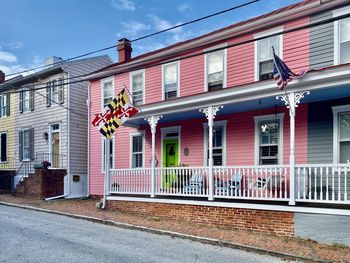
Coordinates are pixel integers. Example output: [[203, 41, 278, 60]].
[[145, 115, 162, 197], [199, 105, 223, 201], [276, 91, 310, 206]]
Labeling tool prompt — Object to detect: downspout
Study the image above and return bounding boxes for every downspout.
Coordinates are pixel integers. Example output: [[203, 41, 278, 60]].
[[86, 83, 91, 197], [67, 71, 71, 198]]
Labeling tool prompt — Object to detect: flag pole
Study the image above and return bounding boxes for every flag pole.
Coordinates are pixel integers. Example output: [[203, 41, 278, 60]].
[[102, 137, 110, 209]]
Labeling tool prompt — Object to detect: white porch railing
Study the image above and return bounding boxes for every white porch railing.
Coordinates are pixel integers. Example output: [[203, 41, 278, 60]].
[[296, 164, 350, 203], [109, 165, 289, 201]]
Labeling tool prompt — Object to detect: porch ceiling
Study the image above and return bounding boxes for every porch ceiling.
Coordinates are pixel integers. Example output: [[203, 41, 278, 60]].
[[125, 65, 350, 128]]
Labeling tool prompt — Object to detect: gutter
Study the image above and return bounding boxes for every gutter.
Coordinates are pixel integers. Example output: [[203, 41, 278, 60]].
[[66, 71, 71, 197]]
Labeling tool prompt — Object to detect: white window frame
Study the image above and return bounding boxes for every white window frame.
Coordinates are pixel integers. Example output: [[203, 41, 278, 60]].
[[101, 76, 114, 110], [48, 77, 64, 105], [204, 44, 227, 92], [332, 104, 350, 164], [254, 113, 284, 165], [22, 89, 31, 112], [22, 128, 31, 161], [203, 120, 227, 166], [333, 6, 350, 65], [0, 132, 7, 163], [0, 95, 7, 117], [160, 126, 181, 168], [162, 61, 180, 100], [101, 137, 115, 173], [130, 131, 145, 168], [254, 27, 284, 81], [130, 69, 145, 105]]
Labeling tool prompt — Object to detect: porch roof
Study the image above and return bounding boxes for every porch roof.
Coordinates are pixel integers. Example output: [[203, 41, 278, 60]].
[[125, 64, 350, 128]]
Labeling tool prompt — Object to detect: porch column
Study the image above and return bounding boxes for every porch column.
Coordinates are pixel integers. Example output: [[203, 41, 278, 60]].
[[145, 115, 162, 198], [277, 91, 309, 206], [200, 105, 223, 201]]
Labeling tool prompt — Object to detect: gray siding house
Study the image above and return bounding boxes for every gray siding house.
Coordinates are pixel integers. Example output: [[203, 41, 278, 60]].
[[1, 55, 112, 197]]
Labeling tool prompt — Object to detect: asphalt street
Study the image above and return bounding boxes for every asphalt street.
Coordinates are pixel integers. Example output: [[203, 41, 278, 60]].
[[0, 205, 294, 263]]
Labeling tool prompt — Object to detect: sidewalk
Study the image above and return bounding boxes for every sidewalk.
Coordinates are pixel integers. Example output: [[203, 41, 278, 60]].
[[0, 194, 349, 262]]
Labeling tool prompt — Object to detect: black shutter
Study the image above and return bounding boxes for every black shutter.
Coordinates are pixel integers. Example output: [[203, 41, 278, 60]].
[[46, 82, 51, 107], [6, 94, 10, 116], [58, 78, 64, 104], [19, 91, 23, 113], [0, 96, 2, 118], [29, 87, 34, 111], [29, 128, 34, 160], [19, 131, 23, 161], [0, 133, 6, 162]]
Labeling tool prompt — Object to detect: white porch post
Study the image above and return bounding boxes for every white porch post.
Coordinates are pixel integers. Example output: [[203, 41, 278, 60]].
[[200, 105, 223, 201], [146, 115, 162, 198], [277, 91, 309, 206]]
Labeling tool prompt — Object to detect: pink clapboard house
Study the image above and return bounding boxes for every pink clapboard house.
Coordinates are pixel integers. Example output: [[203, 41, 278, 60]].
[[87, 0, 350, 232]]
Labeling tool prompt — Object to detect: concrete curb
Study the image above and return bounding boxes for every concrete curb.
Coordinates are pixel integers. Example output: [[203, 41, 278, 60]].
[[0, 201, 328, 263]]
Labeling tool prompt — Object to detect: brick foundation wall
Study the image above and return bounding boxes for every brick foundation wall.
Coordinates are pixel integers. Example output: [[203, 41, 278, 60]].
[[15, 168, 66, 198], [108, 200, 294, 236]]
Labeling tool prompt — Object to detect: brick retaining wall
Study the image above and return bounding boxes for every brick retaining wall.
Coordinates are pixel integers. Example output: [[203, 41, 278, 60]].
[[108, 200, 294, 236]]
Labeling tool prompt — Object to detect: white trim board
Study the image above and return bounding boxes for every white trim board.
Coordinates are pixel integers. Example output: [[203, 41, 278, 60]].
[[106, 196, 350, 216]]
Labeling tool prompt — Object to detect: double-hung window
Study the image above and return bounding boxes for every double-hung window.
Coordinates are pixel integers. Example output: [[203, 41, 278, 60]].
[[19, 86, 34, 113], [131, 70, 144, 105], [206, 50, 225, 91], [102, 138, 114, 172], [333, 7, 350, 64], [332, 105, 350, 163], [254, 114, 284, 165], [131, 133, 144, 168], [163, 62, 179, 100], [0, 94, 9, 117], [255, 27, 283, 81], [204, 121, 226, 166], [46, 78, 64, 106], [19, 128, 34, 161], [102, 79, 113, 108]]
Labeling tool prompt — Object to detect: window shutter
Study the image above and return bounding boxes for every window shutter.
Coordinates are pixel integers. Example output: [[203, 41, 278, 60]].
[[29, 128, 34, 160], [6, 94, 10, 116], [58, 78, 64, 104], [0, 97, 2, 118], [1, 133, 7, 162], [46, 82, 51, 107], [19, 131, 23, 161], [30, 88, 34, 111], [19, 91, 23, 113]]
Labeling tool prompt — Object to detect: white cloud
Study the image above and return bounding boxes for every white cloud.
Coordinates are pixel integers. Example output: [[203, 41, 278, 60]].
[[0, 55, 42, 79], [178, 2, 191, 12], [147, 14, 182, 33], [0, 51, 17, 63], [119, 21, 151, 37], [111, 0, 136, 11]]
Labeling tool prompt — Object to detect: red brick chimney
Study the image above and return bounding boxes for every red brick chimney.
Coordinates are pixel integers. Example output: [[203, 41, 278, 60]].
[[0, 70, 5, 84], [117, 38, 132, 63]]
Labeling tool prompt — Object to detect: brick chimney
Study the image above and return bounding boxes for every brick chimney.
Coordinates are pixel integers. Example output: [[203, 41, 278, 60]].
[[0, 70, 5, 84], [117, 38, 132, 63]]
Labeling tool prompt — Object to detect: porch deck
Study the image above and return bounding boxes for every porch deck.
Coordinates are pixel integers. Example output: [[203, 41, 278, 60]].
[[108, 164, 350, 205]]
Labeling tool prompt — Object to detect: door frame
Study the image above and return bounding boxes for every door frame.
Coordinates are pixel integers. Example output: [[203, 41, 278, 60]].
[[48, 123, 61, 166], [160, 126, 181, 168]]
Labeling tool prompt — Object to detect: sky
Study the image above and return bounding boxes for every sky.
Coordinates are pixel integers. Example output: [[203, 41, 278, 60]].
[[0, 0, 301, 78]]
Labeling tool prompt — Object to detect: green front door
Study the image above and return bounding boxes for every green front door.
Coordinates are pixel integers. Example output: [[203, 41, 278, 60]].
[[162, 139, 178, 189]]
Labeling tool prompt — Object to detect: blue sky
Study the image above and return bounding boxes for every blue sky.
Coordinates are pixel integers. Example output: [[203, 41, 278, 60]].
[[0, 0, 301, 77]]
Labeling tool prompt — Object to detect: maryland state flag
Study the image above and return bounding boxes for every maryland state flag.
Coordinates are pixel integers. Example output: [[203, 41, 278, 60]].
[[91, 88, 138, 139]]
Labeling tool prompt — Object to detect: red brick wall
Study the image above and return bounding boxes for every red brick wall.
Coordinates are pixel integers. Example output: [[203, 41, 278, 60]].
[[108, 200, 294, 236]]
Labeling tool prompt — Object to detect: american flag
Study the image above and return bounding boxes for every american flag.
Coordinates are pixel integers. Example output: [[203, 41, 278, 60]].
[[272, 47, 307, 90]]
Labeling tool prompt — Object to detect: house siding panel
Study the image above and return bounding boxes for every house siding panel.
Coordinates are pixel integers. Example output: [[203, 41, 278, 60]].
[[145, 66, 162, 104], [309, 11, 334, 68], [180, 55, 205, 97]]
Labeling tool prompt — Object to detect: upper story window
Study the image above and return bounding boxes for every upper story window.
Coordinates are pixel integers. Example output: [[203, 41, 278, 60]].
[[46, 78, 64, 106], [0, 94, 9, 117], [206, 50, 226, 91], [332, 105, 350, 164], [162, 62, 179, 100], [254, 114, 284, 165], [130, 70, 144, 105], [254, 27, 283, 81], [204, 121, 227, 166], [102, 78, 114, 108], [333, 7, 350, 65], [19, 86, 34, 113]]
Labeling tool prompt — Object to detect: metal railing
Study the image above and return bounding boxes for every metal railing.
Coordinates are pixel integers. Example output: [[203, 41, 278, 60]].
[[0, 157, 16, 170], [296, 164, 350, 203], [34, 152, 67, 169]]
